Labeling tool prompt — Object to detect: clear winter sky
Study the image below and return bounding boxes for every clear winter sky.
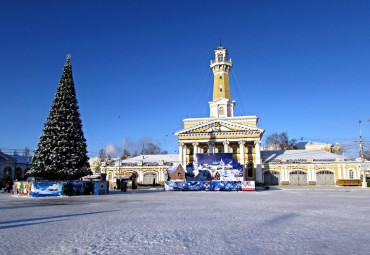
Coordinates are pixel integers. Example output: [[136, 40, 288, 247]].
[[1, 0, 369, 158]]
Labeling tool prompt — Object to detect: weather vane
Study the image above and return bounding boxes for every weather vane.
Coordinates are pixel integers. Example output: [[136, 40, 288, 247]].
[[66, 53, 71, 60]]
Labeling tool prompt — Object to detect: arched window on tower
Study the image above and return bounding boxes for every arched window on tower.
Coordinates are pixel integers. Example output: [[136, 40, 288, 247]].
[[220, 85, 223, 92], [217, 146, 223, 153]]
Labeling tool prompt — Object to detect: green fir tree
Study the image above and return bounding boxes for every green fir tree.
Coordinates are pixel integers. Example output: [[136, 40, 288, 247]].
[[29, 56, 91, 180]]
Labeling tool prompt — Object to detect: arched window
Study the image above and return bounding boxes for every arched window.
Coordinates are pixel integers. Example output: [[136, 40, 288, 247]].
[[107, 172, 113, 180], [15, 168, 22, 180], [3, 167, 11, 178], [232, 146, 238, 153], [202, 147, 208, 153], [217, 146, 223, 153], [349, 170, 354, 179]]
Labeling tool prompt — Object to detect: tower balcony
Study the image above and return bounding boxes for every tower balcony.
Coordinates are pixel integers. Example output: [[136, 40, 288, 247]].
[[210, 58, 233, 68]]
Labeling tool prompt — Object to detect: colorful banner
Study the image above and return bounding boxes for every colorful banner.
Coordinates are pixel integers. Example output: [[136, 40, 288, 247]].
[[186, 153, 244, 182], [31, 182, 64, 197], [165, 181, 255, 191], [13, 181, 109, 197], [13, 182, 32, 196]]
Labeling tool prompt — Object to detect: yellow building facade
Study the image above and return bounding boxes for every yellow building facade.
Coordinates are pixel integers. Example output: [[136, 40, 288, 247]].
[[174, 45, 364, 186], [89, 154, 178, 188], [93, 45, 366, 187]]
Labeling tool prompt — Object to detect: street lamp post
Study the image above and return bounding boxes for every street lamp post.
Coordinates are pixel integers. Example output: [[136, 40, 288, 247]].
[[359, 119, 370, 159], [359, 119, 370, 188]]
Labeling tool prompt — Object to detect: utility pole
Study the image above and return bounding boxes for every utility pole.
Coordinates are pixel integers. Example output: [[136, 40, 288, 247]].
[[359, 119, 370, 159], [360, 120, 364, 158]]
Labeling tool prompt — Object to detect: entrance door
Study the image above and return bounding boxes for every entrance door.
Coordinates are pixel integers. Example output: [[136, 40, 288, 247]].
[[289, 170, 307, 185], [264, 170, 280, 185], [143, 172, 157, 185], [316, 171, 335, 185]]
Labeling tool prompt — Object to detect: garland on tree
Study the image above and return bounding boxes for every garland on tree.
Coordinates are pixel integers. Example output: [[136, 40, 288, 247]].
[[29, 56, 91, 180]]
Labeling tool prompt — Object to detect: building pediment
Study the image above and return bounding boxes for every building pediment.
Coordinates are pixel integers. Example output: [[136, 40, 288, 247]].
[[174, 119, 264, 137]]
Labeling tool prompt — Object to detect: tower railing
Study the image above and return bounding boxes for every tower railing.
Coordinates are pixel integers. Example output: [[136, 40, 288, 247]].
[[210, 58, 232, 65]]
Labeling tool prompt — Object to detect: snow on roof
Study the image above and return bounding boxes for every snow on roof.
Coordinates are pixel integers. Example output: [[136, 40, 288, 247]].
[[0, 155, 6, 162], [261, 150, 344, 163], [294, 141, 332, 148], [166, 164, 183, 173], [89, 156, 101, 162], [121, 154, 179, 163]]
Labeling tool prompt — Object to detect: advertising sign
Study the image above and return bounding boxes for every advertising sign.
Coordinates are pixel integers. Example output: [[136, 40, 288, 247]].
[[242, 181, 256, 191], [186, 153, 243, 182]]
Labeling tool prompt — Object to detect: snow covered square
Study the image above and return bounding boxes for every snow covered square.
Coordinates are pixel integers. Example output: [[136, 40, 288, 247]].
[[1, 188, 370, 255]]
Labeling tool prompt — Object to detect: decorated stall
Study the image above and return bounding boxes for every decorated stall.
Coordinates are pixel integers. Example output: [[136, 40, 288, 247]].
[[165, 153, 255, 191]]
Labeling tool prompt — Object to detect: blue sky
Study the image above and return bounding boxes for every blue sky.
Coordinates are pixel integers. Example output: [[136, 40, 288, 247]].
[[1, 0, 369, 157]]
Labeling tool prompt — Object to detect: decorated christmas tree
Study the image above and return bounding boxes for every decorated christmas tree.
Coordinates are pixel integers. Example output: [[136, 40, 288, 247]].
[[29, 55, 91, 180]]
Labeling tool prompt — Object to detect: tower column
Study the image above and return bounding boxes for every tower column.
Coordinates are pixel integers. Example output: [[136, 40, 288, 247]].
[[255, 141, 262, 182], [238, 140, 245, 165], [178, 142, 183, 166], [223, 140, 229, 153], [208, 141, 214, 153], [183, 144, 187, 166], [192, 142, 199, 156]]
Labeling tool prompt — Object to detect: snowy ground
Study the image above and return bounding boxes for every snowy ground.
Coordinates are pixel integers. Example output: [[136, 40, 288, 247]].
[[1, 187, 370, 255]]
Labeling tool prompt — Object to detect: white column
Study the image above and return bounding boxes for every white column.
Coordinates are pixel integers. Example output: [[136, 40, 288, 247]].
[[238, 140, 246, 180], [223, 140, 229, 153], [254, 141, 263, 182], [178, 142, 183, 166], [338, 165, 342, 179], [238, 140, 245, 165], [208, 141, 214, 154], [183, 144, 187, 167], [138, 169, 143, 183], [362, 170, 368, 188], [192, 142, 199, 156]]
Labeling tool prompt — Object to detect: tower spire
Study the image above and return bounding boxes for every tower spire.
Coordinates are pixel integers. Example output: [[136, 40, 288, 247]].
[[209, 45, 235, 118]]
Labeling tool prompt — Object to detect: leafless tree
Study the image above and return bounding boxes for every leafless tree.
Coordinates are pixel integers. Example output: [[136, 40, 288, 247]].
[[23, 147, 30, 157], [98, 149, 106, 160], [265, 132, 296, 150], [121, 149, 131, 160]]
